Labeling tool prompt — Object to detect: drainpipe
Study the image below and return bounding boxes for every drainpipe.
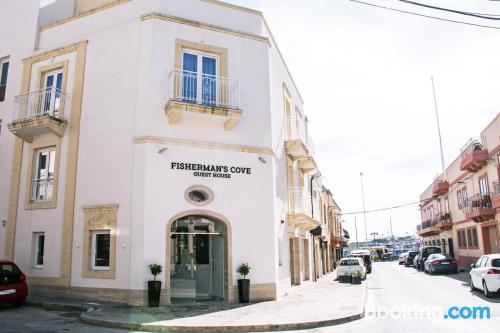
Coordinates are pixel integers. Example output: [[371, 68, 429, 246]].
[[309, 174, 320, 281]]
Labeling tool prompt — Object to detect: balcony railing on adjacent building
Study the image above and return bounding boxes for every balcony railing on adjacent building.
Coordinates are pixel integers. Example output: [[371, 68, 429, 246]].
[[30, 178, 54, 202], [464, 193, 496, 222], [288, 187, 320, 229], [165, 69, 241, 130], [432, 174, 449, 196], [459, 138, 488, 172], [492, 180, 500, 209], [8, 87, 70, 142]]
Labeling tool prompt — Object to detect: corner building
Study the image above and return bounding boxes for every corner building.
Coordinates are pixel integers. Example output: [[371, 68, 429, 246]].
[[0, 0, 342, 304]]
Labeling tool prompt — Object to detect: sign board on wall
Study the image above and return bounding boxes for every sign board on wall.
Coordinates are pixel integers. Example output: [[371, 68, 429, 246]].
[[171, 162, 252, 179]]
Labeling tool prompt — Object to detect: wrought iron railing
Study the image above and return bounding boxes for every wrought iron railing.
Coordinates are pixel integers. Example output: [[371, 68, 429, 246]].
[[288, 186, 314, 217], [168, 69, 240, 109], [12, 87, 69, 122], [30, 178, 53, 202], [463, 193, 492, 215], [460, 138, 487, 159]]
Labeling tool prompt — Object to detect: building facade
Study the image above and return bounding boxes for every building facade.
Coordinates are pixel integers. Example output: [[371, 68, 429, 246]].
[[0, 0, 343, 305], [418, 114, 500, 270]]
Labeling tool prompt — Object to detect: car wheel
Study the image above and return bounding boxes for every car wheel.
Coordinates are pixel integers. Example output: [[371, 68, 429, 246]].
[[483, 281, 494, 298], [429, 267, 434, 275], [470, 277, 477, 291]]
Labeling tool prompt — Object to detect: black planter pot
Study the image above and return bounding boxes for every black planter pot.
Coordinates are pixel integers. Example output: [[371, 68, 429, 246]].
[[238, 279, 250, 303], [351, 276, 362, 285], [339, 275, 351, 283], [148, 280, 162, 307]]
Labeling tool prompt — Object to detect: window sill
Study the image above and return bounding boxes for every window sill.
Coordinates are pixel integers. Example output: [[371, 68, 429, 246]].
[[25, 200, 57, 210], [83, 269, 115, 279]]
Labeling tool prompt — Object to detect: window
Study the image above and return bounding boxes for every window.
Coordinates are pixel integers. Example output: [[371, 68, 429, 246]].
[[457, 190, 463, 208], [458, 229, 468, 249], [91, 230, 110, 270], [479, 175, 489, 196], [466, 228, 472, 248], [184, 185, 214, 206], [181, 51, 218, 105], [0, 59, 9, 102], [462, 187, 468, 207], [32, 232, 45, 268], [31, 147, 56, 202], [467, 226, 479, 248]]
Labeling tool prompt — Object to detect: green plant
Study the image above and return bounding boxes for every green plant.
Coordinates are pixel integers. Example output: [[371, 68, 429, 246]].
[[148, 264, 162, 281], [237, 263, 251, 279]]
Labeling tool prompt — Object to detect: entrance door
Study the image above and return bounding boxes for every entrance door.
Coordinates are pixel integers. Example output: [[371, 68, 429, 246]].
[[487, 226, 499, 254], [170, 216, 225, 303], [448, 238, 455, 258]]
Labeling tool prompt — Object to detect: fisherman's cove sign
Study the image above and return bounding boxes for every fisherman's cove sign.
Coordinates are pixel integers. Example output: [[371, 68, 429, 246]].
[[171, 162, 252, 179]]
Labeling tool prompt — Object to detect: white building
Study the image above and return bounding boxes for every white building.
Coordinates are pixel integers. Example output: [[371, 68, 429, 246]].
[[0, 0, 341, 305]]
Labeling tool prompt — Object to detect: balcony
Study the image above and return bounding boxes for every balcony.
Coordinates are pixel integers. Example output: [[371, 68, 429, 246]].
[[492, 180, 500, 209], [287, 187, 320, 230], [432, 175, 449, 196], [464, 193, 496, 222], [435, 212, 453, 230], [284, 117, 316, 169], [417, 218, 440, 237], [30, 178, 54, 202], [8, 88, 69, 142], [164, 69, 241, 131], [460, 140, 488, 172]]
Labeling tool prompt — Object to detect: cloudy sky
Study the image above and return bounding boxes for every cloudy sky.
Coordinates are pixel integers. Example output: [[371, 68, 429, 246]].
[[226, 0, 499, 241]]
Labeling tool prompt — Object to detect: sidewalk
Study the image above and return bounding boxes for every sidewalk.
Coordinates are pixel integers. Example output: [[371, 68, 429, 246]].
[[31, 272, 367, 332]]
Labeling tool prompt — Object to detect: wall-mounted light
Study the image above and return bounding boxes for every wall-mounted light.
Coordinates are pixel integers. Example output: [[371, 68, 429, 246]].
[[158, 147, 168, 154], [258, 157, 267, 163], [1, 220, 6, 227]]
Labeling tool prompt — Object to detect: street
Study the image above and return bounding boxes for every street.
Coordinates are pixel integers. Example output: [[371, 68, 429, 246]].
[[0, 261, 498, 333]]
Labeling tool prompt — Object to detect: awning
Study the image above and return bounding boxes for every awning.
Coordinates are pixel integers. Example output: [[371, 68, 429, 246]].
[[310, 226, 322, 236]]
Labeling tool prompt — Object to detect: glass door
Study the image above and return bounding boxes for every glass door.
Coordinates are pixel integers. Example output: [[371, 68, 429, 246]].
[[182, 52, 217, 105], [170, 216, 225, 303], [41, 70, 63, 116]]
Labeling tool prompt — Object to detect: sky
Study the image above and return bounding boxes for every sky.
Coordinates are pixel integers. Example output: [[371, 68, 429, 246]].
[[225, 0, 500, 241]]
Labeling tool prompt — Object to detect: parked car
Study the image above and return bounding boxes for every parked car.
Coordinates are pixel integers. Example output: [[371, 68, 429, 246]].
[[382, 252, 394, 261], [398, 252, 408, 265], [423, 254, 457, 274], [470, 254, 500, 298], [0, 260, 28, 307], [416, 246, 441, 271], [390, 252, 400, 261], [405, 251, 418, 267], [337, 257, 367, 280], [350, 250, 372, 273]]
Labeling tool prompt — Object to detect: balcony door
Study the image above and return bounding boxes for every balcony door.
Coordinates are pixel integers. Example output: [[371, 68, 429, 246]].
[[182, 52, 217, 105], [41, 70, 63, 116]]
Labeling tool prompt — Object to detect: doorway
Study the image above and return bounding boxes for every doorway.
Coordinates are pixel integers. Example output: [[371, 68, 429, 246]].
[[483, 225, 500, 254], [170, 215, 226, 303]]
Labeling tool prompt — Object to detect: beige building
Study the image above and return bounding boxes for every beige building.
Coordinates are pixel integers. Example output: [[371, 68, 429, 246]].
[[418, 113, 500, 269]]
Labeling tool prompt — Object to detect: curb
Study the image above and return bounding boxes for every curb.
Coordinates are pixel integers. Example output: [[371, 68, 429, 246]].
[[80, 283, 368, 333], [27, 300, 94, 313]]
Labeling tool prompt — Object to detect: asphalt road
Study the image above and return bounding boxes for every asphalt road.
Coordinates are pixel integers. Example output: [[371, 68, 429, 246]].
[[291, 261, 500, 333], [0, 262, 498, 333]]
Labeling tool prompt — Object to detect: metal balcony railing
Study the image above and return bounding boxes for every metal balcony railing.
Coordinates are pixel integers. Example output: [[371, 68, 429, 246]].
[[12, 87, 69, 122], [460, 138, 487, 159], [493, 180, 500, 197], [288, 186, 314, 217], [30, 178, 54, 202], [463, 193, 492, 215], [285, 116, 315, 156], [168, 69, 240, 109]]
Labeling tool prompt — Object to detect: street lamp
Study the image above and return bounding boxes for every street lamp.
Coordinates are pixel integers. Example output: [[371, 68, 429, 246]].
[[360, 172, 368, 247]]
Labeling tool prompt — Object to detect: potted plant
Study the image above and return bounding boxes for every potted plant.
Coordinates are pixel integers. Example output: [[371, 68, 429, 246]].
[[237, 263, 251, 303], [147, 263, 162, 307], [351, 271, 362, 285]]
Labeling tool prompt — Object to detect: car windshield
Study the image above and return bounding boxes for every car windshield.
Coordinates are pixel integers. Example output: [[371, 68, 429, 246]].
[[428, 254, 446, 260], [491, 259, 500, 268], [0, 263, 21, 285], [340, 259, 360, 266]]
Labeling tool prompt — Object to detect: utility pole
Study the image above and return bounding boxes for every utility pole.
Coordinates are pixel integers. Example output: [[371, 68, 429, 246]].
[[360, 172, 368, 248], [354, 215, 359, 250], [389, 216, 394, 243], [431, 76, 445, 172]]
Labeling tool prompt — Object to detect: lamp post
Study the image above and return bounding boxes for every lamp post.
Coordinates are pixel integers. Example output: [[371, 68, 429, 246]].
[[360, 172, 368, 248]]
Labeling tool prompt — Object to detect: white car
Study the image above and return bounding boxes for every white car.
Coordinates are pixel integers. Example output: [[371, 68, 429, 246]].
[[470, 254, 500, 298], [337, 257, 366, 280], [398, 252, 408, 265]]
